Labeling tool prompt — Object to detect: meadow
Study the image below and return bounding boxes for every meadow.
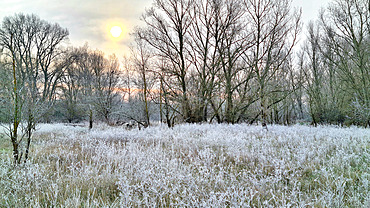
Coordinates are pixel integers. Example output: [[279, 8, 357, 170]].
[[0, 123, 369, 207]]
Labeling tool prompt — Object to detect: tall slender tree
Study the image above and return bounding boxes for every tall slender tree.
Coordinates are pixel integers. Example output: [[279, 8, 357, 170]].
[[138, 0, 195, 122], [0, 13, 68, 163], [244, 0, 301, 127]]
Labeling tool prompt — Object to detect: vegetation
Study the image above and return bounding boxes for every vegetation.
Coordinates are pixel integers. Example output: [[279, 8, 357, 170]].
[[1, 0, 368, 133], [0, 123, 369, 207], [0, 0, 368, 205]]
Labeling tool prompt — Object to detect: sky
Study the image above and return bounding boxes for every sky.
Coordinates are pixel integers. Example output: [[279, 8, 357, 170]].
[[0, 0, 331, 59]]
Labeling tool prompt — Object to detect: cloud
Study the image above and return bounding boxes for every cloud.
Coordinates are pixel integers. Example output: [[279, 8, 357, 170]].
[[1, 0, 332, 58], [0, 0, 152, 57]]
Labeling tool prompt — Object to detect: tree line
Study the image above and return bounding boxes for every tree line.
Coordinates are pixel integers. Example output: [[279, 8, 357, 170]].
[[0, 0, 368, 164]]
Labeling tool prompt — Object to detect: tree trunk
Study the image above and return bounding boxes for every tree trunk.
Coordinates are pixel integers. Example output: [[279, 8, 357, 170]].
[[11, 33, 21, 164], [143, 69, 150, 126], [24, 109, 34, 163], [89, 108, 93, 129]]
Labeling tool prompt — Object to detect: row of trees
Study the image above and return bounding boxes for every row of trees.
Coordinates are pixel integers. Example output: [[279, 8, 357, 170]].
[[133, 0, 368, 127], [136, 0, 302, 125], [300, 0, 369, 126], [0, 0, 369, 164]]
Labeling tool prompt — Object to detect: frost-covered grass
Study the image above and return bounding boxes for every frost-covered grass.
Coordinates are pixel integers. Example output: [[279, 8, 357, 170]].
[[0, 123, 369, 207]]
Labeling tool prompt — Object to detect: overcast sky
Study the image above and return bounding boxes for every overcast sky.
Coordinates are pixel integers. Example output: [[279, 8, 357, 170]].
[[0, 0, 331, 58]]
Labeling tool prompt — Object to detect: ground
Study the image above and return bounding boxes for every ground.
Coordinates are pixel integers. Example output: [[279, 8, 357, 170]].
[[0, 123, 369, 207]]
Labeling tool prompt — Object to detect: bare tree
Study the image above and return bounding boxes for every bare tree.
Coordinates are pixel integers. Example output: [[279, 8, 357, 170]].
[[215, 0, 254, 123], [130, 36, 153, 127], [94, 53, 120, 124], [60, 46, 121, 127], [157, 58, 179, 127], [187, 0, 223, 122], [243, 0, 301, 128], [0, 13, 68, 163], [138, 0, 195, 122], [60, 47, 85, 123], [301, 22, 326, 126], [319, 0, 369, 126]]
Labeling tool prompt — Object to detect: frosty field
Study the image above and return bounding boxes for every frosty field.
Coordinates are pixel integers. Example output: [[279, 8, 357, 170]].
[[0, 123, 369, 207]]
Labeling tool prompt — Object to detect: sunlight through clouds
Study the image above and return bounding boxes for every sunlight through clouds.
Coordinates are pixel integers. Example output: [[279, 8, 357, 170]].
[[0, 0, 332, 57], [0, 0, 152, 57]]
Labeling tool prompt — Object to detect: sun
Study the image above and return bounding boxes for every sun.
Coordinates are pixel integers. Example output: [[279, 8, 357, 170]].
[[110, 26, 122, 38]]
